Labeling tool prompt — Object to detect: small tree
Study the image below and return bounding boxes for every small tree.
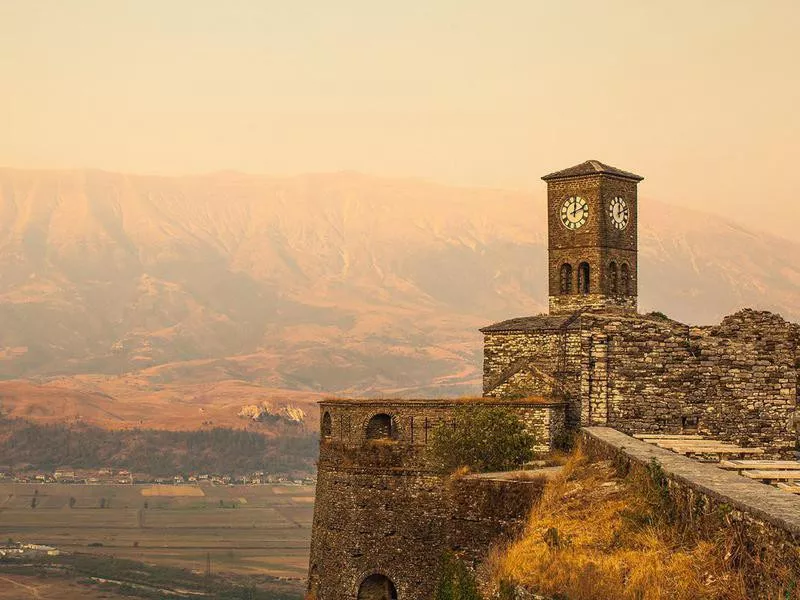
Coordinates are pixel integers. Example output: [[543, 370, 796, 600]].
[[428, 406, 534, 473], [69, 496, 76, 509], [30, 497, 37, 509]]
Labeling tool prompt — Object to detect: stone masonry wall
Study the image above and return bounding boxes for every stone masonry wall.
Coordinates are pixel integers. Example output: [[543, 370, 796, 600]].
[[320, 398, 566, 455], [582, 310, 799, 457], [482, 331, 582, 428], [309, 399, 546, 600], [483, 309, 799, 458], [549, 291, 636, 315]]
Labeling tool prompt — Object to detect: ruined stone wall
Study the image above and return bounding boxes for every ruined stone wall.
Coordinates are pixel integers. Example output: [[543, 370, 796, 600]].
[[583, 310, 799, 457], [309, 399, 544, 600], [482, 309, 799, 457]]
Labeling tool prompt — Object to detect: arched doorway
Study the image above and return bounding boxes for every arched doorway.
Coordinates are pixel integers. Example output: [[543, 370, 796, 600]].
[[357, 574, 398, 600]]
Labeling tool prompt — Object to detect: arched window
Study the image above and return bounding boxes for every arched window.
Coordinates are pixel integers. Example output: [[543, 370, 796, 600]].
[[366, 414, 393, 440], [321, 412, 332, 438], [578, 262, 590, 295], [608, 262, 618, 295], [621, 263, 631, 296], [358, 574, 398, 600], [559, 263, 573, 294]]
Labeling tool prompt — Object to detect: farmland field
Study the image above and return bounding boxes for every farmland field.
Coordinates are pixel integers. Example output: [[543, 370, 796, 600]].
[[0, 482, 315, 579]]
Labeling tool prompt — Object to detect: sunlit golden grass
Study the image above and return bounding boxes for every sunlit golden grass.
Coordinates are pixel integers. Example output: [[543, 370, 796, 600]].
[[490, 444, 798, 600]]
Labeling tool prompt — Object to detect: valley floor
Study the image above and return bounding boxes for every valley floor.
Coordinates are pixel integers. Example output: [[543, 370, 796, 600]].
[[0, 482, 315, 579]]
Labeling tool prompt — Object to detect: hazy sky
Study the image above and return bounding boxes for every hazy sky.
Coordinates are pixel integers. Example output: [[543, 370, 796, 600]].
[[2, 1, 799, 238]]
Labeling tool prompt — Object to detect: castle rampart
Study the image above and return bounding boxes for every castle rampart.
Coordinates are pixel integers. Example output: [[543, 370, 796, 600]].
[[308, 398, 555, 599]]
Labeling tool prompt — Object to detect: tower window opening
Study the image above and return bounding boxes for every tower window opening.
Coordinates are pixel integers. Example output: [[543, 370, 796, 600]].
[[321, 412, 332, 438], [608, 262, 618, 295], [578, 262, 590, 295], [621, 263, 631, 296], [559, 263, 573, 294], [366, 413, 394, 440]]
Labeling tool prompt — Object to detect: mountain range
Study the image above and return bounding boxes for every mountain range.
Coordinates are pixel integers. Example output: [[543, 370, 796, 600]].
[[0, 167, 798, 427]]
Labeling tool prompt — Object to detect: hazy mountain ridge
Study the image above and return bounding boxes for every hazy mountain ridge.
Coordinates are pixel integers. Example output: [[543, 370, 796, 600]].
[[0, 167, 798, 401]]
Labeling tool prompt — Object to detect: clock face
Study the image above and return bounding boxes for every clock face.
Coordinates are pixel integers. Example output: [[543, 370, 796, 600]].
[[560, 196, 588, 230], [609, 196, 629, 230]]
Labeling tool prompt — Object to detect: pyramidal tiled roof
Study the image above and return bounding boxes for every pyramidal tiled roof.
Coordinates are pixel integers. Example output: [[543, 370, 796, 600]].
[[541, 160, 644, 182]]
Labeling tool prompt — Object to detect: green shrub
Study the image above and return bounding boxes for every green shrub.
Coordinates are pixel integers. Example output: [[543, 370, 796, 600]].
[[435, 552, 482, 600], [428, 406, 535, 473]]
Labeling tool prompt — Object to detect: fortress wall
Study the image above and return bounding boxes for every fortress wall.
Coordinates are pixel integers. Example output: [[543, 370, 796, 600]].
[[582, 427, 800, 578], [584, 310, 799, 457], [319, 399, 566, 456], [309, 416, 543, 600], [309, 468, 450, 600]]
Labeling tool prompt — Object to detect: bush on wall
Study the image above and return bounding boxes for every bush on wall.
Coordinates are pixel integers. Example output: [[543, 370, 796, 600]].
[[428, 406, 535, 473]]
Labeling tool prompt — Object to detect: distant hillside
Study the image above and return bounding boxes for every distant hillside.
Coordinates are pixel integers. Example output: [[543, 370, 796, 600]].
[[0, 167, 798, 406]]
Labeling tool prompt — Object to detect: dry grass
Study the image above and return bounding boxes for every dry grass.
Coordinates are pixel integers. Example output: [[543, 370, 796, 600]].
[[489, 444, 800, 600]]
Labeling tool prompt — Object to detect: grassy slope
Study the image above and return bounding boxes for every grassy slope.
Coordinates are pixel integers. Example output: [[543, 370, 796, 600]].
[[490, 447, 799, 600]]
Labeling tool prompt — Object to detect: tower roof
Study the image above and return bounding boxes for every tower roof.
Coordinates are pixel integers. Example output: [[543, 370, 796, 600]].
[[541, 160, 643, 182]]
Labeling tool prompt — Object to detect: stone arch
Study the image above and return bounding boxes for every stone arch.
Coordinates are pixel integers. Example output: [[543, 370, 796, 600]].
[[578, 262, 590, 295], [321, 412, 332, 438], [608, 261, 618, 295], [357, 574, 398, 600], [621, 263, 631, 296], [559, 263, 573, 294], [365, 413, 394, 440]]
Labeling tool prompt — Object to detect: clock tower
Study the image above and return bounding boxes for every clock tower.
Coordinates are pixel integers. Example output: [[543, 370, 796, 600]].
[[542, 160, 643, 315]]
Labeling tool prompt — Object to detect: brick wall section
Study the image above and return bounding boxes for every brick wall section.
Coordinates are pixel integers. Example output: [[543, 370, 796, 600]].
[[483, 309, 799, 458], [309, 468, 540, 600], [549, 291, 636, 315]]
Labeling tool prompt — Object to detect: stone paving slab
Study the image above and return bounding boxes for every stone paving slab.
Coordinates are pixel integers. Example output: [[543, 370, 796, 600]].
[[584, 427, 800, 538]]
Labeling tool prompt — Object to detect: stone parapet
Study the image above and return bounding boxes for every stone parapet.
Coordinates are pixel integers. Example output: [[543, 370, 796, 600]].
[[582, 427, 800, 553]]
